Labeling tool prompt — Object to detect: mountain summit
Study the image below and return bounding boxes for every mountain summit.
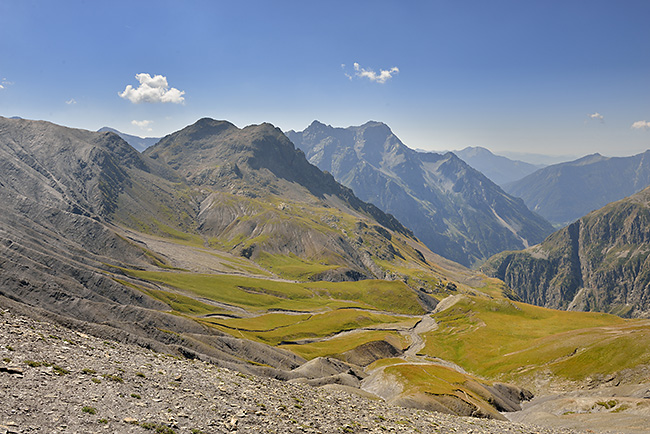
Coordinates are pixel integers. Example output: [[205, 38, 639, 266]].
[[287, 121, 554, 267]]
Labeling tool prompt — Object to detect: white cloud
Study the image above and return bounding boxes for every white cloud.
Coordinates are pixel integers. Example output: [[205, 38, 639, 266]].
[[632, 120, 650, 130], [346, 62, 400, 84], [132, 119, 154, 132], [119, 73, 185, 104], [588, 112, 604, 122], [341, 64, 353, 80], [0, 78, 13, 90], [65, 98, 77, 105]]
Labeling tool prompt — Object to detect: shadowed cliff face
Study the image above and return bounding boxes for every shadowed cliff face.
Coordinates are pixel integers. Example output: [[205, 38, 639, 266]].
[[286, 120, 554, 267], [483, 186, 650, 318]]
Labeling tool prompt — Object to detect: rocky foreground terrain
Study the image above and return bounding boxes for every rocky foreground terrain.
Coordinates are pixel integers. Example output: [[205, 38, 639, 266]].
[[0, 303, 586, 434]]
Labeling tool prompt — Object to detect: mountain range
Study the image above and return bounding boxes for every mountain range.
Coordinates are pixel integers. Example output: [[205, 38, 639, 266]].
[[503, 150, 650, 226], [286, 121, 554, 267], [0, 115, 537, 417], [4, 115, 650, 428], [452, 146, 543, 186]]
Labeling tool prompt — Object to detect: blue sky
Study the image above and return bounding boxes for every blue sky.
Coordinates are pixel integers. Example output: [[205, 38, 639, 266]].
[[1, 0, 649, 157]]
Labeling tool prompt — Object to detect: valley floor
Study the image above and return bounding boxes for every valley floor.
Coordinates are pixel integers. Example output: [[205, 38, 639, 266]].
[[0, 304, 585, 434]]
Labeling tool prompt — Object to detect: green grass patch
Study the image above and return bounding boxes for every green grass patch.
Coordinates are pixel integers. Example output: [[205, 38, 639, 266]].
[[121, 269, 423, 314], [82, 406, 97, 415], [422, 295, 650, 382], [151, 220, 204, 247], [310, 280, 425, 315], [206, 312, 311, 331], [256, 252, 340, 281], [212, 310, 405, 346], [280, 330, 408, 360], [385, 363, 473, 396]]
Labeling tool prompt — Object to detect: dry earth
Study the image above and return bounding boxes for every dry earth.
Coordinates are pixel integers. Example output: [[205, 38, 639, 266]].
[[0, 304, 587, 434]]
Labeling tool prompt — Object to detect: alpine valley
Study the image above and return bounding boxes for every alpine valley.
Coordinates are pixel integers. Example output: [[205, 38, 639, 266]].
[[2, 115, 650, 434]]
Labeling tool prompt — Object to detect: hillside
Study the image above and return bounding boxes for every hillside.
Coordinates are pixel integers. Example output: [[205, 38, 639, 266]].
[[2, 116, 650, 430], [2, 116, 520, 417], [483, 186, 650, 318], [503, 150, 650, 226], [452, 146, 542, 186], [286, 121, 554, 267], [0, 306, 590, 434]]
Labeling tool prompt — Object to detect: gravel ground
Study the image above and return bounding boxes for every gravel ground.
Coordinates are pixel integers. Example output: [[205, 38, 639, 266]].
[[0, 307, 587, 434]]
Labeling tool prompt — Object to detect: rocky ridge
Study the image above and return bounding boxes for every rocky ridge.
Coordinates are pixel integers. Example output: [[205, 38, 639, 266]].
[[0, 304, 586, 434]]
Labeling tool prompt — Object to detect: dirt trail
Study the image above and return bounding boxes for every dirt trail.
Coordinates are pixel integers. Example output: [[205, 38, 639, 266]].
[[402, 314, 438, 359]]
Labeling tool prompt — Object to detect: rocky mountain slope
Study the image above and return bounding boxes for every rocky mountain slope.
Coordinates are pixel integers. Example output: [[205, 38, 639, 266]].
[[483, 186, 650, 318], [0, 116, 306, 376], [452, 146, 543, 186], [503, 150, 650, 226], [0, 306, 587, 434], [286, 121, 554, 267], [143, 118, 418, 282]]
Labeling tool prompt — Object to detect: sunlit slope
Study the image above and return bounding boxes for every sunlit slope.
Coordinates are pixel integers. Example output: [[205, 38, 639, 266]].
[[421, 295, 650, 389]]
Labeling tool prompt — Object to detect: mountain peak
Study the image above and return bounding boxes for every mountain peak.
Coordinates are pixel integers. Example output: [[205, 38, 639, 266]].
[[307, 120, 329, 129], [288, 119, 554, 266]]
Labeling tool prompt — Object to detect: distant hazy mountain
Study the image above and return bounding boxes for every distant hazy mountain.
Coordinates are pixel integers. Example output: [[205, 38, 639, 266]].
[[97, 127, 160, 152], [483, 186, 650, 318], [453, 146, 542, 186], [498, 151, 577, 166], [286, 121, 554, 267], [503, 150, 650, 226]]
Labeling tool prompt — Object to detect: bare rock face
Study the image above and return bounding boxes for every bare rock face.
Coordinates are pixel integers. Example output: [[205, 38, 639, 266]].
[[342, 340, 403, 366], [483, 186, 650, 318]]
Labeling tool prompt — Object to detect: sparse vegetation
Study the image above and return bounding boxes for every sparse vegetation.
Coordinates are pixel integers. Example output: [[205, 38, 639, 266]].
[[102, 374, 124, 383], [82, 406, 97, 415], [52, 365, 70, 375]]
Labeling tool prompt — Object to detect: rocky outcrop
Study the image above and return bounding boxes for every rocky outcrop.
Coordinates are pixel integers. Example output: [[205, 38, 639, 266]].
[[483, 187, 650, 317]]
